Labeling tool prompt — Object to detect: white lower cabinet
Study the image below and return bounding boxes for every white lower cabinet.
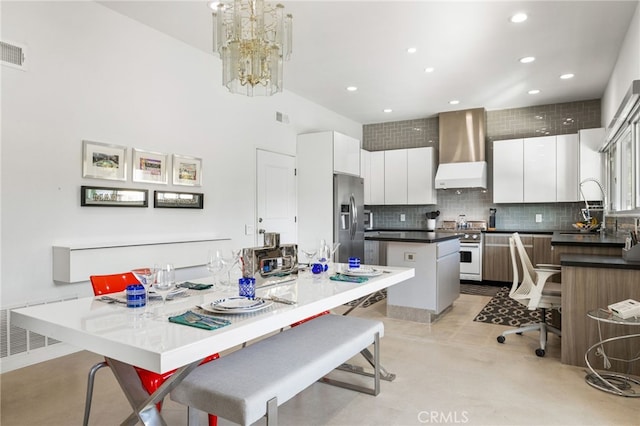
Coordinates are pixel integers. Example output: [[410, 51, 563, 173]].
[[386, 238, 460, 321]]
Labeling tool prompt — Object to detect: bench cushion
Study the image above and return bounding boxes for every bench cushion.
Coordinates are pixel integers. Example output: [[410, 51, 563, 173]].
[[170, 314, 383, 425]]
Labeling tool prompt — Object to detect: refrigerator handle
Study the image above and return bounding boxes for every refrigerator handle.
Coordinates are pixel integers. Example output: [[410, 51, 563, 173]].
[[350, 194, 357, 240]]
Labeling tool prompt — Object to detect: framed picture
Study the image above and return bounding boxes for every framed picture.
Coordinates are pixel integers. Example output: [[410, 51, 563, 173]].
[[132, 148, 169, 184], [81, 186, 148, 207], [154, 191, 204, 209], [172, 154, 202, 186], [82, 140, 128, 181]]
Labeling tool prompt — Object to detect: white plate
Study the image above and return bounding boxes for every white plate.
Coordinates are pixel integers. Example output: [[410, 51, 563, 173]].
[[341, 268, 383, 277], [201, 297, 273, 314]]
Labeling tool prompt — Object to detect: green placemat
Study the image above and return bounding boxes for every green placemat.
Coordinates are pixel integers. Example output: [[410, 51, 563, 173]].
[[330, 274, 369, 283], [169, 311, 231, 330]]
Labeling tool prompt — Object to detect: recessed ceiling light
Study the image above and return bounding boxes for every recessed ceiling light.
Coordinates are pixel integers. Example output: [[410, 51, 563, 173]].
[[207, 1, 221, 10], [407, 47, 417, 54], [449, 100, 460, 105], [519, 56, 535, 64], [560, 73, 575, 80], [510, 13, 528, 23], [528, 89, 541, 95], [346, 86, 358, 92], [383, 108, 393, 113], [424, 67, 435, 73]]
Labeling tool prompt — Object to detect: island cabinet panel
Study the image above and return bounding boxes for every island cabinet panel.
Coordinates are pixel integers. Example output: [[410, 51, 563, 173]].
[[561, 266, 640, 375], [483, 233, 532, 283], [532, 235, 554, 264], [551, 244, 621, 265]]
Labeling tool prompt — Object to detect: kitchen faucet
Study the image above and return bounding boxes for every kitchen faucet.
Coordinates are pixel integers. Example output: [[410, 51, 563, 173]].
[[579, 178, 607, 234]]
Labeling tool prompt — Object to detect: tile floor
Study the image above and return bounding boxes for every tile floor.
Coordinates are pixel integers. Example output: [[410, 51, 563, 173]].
[[2, 294, 638, 426]]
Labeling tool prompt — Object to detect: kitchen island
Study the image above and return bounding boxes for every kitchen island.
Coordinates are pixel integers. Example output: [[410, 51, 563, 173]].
[[366, 232, 460, 323], [551, 231, 639, 374], [550, 230, 624, 262]]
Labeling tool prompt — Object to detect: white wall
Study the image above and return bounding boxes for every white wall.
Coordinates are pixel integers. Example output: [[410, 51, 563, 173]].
[[602, 2, 640, 128], [0, 1, 362, 307]]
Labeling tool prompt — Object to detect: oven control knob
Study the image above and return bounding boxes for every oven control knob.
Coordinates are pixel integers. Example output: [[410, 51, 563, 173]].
[[472, 234, 478, 240], [464, 234, 470, 239]]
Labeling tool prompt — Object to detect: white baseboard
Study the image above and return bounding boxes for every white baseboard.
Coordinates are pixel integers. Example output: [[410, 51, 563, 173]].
[[0, 343, 79, 373]]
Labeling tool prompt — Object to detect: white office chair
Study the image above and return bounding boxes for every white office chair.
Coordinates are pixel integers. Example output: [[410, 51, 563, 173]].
[[497, 233, 562, 357]]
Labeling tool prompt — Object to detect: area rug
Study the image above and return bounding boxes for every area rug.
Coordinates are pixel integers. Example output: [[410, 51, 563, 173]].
[[344, 289, 386, 307], [473, 286, 552, 327], [460, 283, 502, 297]]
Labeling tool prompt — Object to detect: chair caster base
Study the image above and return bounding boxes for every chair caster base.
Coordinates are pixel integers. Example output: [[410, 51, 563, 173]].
[[497, 336, 505, 344], [535, 348, 545, 357]]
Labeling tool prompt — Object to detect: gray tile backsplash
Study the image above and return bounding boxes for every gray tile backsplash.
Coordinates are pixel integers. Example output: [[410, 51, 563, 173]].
[[364, 100, 606, 230]]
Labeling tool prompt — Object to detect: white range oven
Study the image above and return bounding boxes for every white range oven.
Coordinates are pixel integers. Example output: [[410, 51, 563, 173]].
[[437, 220, 485, 282]]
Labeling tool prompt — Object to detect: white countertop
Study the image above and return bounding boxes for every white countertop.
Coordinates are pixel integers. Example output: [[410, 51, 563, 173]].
[[12, 265, 414, 374]]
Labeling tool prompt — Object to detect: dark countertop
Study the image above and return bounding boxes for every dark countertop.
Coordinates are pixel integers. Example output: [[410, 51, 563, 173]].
[[551, 231, 625, 247], [484, 229, 554, 235], [365, 231, 460, 244], [560, 254, 640, 270]]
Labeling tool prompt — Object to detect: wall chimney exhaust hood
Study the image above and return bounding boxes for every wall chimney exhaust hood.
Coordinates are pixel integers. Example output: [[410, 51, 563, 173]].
[[435, 108, 487, 189]]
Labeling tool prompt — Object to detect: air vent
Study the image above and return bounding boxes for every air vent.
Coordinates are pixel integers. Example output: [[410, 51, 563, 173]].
[[1, 40, 27, 70]]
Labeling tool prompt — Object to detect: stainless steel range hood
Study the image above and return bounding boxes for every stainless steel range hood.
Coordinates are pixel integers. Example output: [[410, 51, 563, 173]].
[[435, 108, 487, 189]]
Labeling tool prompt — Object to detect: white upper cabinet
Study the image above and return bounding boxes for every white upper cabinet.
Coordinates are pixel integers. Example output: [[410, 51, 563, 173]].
[[333, 132, 361, 176], [370, 151, 385, 205], [494, 134, 580, 204], [298, 131, 361, 177], [362, 147, 437, 205], [407, 147, 437, 204], [360, 149, 371, 205], [524, 136, 556, 202], [556, 133, 580, 202], [493, 138, 524, 203], [578, 127, 605, 201], [384, 149, 408, 204]]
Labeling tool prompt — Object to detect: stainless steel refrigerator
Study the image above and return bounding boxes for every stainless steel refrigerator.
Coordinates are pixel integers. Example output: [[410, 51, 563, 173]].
[[334, 174, 365, 263]]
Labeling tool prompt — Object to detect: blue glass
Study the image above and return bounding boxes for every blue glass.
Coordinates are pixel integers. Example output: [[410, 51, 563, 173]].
[[126, 284, 146, 308]]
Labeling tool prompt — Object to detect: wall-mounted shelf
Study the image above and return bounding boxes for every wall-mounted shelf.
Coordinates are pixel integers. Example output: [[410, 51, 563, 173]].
[[53, 236, 230, 283]]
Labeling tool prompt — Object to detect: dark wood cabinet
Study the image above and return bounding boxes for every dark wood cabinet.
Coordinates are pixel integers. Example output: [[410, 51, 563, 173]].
[[483, 233, 533, 283]]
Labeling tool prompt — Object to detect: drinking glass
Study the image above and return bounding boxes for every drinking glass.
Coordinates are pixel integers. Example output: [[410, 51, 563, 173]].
[[131, 267, 156, 303], [207, 250, 225, 288], [317, 239, 330, 276], [300, 249, 317, 275], [228, 249, 242, 283], [301, 249, 317, 266], [154, 264, 175, 305], [329, 242, 341, 262]]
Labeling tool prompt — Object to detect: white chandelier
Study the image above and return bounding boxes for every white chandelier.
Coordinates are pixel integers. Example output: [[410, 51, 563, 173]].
[[212, 0, 292, 96]]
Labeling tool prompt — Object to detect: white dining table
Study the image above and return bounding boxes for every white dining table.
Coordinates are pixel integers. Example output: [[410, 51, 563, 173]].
[[12, 264, 414, 426]]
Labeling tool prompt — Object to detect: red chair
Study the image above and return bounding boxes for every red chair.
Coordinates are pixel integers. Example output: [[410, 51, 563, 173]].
[[290, 310, 330, 327], [83, 272, 218, 426]]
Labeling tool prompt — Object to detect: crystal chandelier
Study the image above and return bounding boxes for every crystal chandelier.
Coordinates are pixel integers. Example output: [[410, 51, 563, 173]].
[[212, 0, 292, 96]]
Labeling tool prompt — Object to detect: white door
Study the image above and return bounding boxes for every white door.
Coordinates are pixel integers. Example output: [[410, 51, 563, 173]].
[[256, 149, 297, 245]]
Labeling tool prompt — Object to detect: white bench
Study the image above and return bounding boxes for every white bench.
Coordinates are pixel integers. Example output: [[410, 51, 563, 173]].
[[170, 314, 384, 426]]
